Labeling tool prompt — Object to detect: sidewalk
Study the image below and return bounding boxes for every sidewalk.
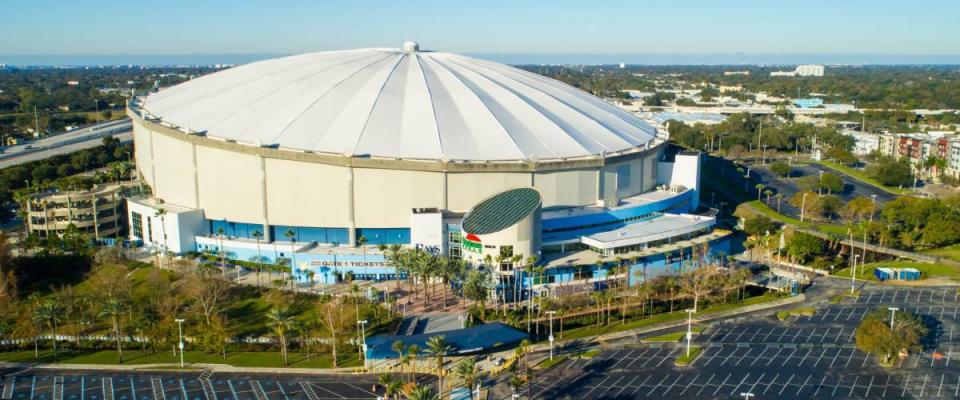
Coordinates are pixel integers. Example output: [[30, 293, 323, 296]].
[[0, 360, 364, 376]]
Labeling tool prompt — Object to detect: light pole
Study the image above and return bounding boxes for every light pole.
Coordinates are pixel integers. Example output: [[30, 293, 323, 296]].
[[741, 392, 755, 400], [851, 254, 860, 294], [358, 319, 368, 369], [175, 318, 185, 368], [800, 192, 809, 222], [762, 145, 768, 165], [870, 194, 878, 221], [818, 171, 824, 195], [685, 309, 696, 357], [888, 307, 899, 329], [546, 310, 557, 360]]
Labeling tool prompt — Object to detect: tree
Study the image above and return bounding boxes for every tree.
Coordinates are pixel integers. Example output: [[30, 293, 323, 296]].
[[321, 296, 351, 368], [867, 156, 913, 187], [755, 183, 765, 201], [742, 215, 777, 237], [425, 335, 453, 393], [251, 230, 264, 288], [268, 306, 296, 366], [842, 196, 876, 222], [769, 161, 793, 177], [455, 358, 482, 399], [819, 173, 845, 194], [100, 298, 127, 362], [33, 300, 63, 361], [463, 271, 491, 321], [855, 308, 927, 366], [784, 232, 823, 264], [407, 385, 438, 400], [379, 373, 404, 400], [284, 229, 297, 291]]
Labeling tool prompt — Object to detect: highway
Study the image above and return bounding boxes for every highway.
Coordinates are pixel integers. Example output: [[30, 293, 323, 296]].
[[0, 119, 132, 169]]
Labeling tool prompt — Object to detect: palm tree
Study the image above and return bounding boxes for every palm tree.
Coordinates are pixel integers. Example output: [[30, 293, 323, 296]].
[[407, 344, 421, 373], [755, 183, 765, 201], [455, 358, 481, 399], [435, 257, 457, 310], [774, 194, 784, 213], [154, 208, 168, 269], [392, 340, 406, 367], [379, 374, 403, 400], [33, 300, 63, 361], [100, 298, 127, 362], [764, 189, 773, 205], [407, 385, 438, 400], [284, 229, 297, 291], [268, 306, 296, 365], [358, 235, 368, 263], [251, 230, 264, 288], [425, 335, 453, 388]]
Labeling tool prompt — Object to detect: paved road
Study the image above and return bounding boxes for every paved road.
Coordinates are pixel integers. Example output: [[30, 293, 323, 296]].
[[0, 120, 132, 169], [523, 279, 960, 399], [708, 157, 899, 220]]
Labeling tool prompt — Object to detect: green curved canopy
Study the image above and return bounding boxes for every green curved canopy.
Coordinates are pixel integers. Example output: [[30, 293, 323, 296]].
[[462, 187, 541, 235]]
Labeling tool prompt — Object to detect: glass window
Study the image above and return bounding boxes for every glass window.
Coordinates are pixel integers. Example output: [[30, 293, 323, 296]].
[[131, 212, 143, 239]]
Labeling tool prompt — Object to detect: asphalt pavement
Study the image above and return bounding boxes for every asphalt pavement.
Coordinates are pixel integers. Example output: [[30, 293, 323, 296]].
[[0, 120, 132, 169]]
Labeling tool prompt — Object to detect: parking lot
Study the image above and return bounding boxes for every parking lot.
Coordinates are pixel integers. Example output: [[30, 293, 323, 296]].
[[0, 370, 427, 400], [528, 285, 960, 399]]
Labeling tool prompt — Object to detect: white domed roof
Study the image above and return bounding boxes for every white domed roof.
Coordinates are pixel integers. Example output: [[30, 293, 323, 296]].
[[141, 46, 658, 161]]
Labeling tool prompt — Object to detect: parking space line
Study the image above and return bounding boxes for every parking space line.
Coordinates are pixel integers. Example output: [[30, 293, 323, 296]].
[[864, 375, 875, 398], [819, 327, 831, 343], [955, 375, 959, 398], [920, 374, 929, 398], [661, 374, 683, 396], [902, 375, 911, 397], [778, 374, 793, 395], [595, 376, 624, 399], [750, 347, 769, 366], [765, 347, 784, 366], [881, 375, 891, 397], [847, 375, 859, 397], [796, 375, 811, 396], [580, 376, 609, 398], [695, 374, 715, 397], [780, 348, 797, 367], [610, 349, 636, 369], [630, 376, 652, 397], [812, 375, 827, 397], [734, 348, 754, 366], [744, 373, 765, 395], [677, 374, 700, 397], [623, 348, 652, 369], [844, 348, 856, 367], [797, 348, 814, 367], [613, 376, 639, 398], [645, 375, 669, 397], [834, 328, 844, 343], [726, 373, 750, 397], [275, 381, 289, 400], [761, 374, 778, 395], [654, 349, 675, 367], [937, 374, 945, 398], [712, 374, 732, 396]]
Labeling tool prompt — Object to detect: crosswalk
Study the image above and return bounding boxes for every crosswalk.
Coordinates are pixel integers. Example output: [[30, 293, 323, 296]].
[[198, 372, 216, 400], [250, 380, 268, 400], [2, 377, 15, 400], [151, 378, 165, 400], [52, 376, 64, 400], [102, 377, 114, 400], [299, 382, 319, 400]]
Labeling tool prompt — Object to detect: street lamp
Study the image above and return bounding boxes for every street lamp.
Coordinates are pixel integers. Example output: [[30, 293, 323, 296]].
[[358, 319, 369, 369], [870, 194, 878, 221], [888, 307, 899, 329], [851, 254, 860, 294], [684, 309, 696, 357], [546, 310, 557, 360], [818, 171, 824, 195], [762, 145, 768, 165], [175, 318, 185, 368], [741, 393, 755, 400]]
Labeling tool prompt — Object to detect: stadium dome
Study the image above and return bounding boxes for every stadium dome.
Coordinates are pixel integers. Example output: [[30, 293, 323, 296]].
[[140, 43, 658, 161]]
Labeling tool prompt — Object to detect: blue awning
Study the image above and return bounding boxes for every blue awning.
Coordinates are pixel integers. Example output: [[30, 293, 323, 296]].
[[365, 322, 528, 360]]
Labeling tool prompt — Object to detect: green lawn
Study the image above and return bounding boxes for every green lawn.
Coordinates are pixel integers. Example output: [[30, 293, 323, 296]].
[[674, 346, 702, 367], [642, 326, 706, 343], [740, 200, 848, 238], [535, 355, 569, 370], [812, 160, 912, 195], [833, 260, 960, 282], [922, 244, 960, 263], [0, 349, 360, 368], [776, 307, 816, 321], [560, 293, 785, 341]]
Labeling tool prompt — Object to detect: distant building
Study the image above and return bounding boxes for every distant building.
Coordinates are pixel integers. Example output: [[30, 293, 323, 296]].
[[723, 70, 750, 76], [25, 184, 126, 240], [771, 64, 825, 77], [793, 98, 824, 108], [842, 131, 880, 156], [66, 80, 80, 86], [718, 85, 742, 92]]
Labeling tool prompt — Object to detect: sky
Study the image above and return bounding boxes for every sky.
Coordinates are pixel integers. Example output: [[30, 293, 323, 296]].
[[2, 0, 960, 65]]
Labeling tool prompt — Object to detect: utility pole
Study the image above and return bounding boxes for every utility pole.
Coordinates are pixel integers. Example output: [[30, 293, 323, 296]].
[[888, 307, 899, 330], [34, 107, 40, 138], [851, 254, 860, 294], [358, 319, 368, 369], [175, 318, 185, 368]]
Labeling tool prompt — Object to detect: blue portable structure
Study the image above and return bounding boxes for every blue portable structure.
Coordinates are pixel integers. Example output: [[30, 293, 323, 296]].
[[365, 322, 528, 360], [897, 268, 921, 281], [874, 267, 894, 281], [875, 267, 922, 281]]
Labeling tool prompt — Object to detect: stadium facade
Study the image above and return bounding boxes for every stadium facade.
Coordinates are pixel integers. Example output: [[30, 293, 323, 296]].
[[126, 42, 730, 298]]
